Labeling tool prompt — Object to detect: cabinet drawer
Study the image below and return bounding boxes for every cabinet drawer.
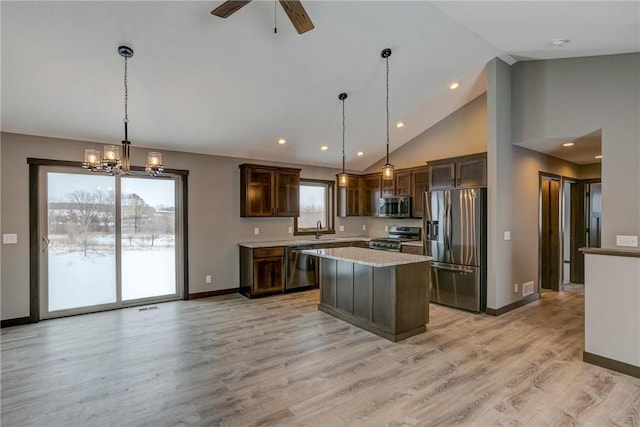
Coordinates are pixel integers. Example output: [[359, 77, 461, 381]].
[[401, 244, 424, 255], [254, 247, 285, 258]]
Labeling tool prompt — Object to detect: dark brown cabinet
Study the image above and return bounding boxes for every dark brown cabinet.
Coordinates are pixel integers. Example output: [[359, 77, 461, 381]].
[[428, 153, 486, 190], [362, 174, 381, 217], [411, 167, 430, 218], [240, 246, 285, 298], [239, 164, 300, 217], [337, 174, 362, 217], [394, 171, 412, 196]]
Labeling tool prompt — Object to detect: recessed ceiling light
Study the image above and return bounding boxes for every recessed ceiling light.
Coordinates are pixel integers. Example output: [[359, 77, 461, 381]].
[[449, 82, 460, 90], [321, 145, 328, 151], [396, 122, 405, 128], [357, 151, 364, 156], [552, 38, 570, 47], [278, 138, 286, 145], [563, 142, 575, 147], [595, 154, 603, 159]]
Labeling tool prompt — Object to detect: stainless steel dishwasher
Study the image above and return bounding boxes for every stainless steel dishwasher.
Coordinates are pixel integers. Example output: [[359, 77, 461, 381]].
[[286, 245, 318, 290]]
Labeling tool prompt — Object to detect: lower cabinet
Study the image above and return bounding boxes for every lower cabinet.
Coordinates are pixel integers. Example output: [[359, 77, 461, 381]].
[[240, 246, 285, 298]]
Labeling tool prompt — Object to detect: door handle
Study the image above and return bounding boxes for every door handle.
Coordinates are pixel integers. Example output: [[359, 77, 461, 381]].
[[432, 264, 474, 274], [42, 236, 50, 254]]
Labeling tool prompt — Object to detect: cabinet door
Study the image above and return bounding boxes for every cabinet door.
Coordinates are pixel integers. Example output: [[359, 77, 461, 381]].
[[246, 168, 275, 216], [347, 176, 361, 216], [362, 175, 381, 216], [456, 155, 487, 188], [411, 168, 429, 218], [381, 175, 395, 197], [276, 170, 300, 217], [429, 162, 455, 190], [253, 256, 284, 294], [395, 171, 412, 196]]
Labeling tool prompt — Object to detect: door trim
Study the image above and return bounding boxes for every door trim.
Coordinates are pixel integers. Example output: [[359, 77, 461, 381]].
[[24, 158, 190, 325]]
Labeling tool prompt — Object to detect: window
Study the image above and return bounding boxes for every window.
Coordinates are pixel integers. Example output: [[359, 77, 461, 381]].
[[294, 179, 335, 235]]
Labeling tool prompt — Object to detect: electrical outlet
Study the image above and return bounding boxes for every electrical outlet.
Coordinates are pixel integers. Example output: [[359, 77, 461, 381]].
[[504, 231, 511, 241], [2, 233, 17, 244], [616, 235, 639, 247], [205, 275, 212, 284], [514, 283, 518, 293], [288, 226, 293, 234], [339, 225, 345, 232], [362, 224, 367, 231], [384, 225, 389, 232], [254, 227, 259, 235]]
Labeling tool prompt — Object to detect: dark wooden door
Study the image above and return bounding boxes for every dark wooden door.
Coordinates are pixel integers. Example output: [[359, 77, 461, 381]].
[[253, 256, 284, 294], [275, 170, 299, 217], [246, 168, 274, 216], [570, 181, 587, 284], [429, 162, 455, 189], [411, 168, 429, 218], [457, 155, 487, 188], [394, 171, 412, 196], [362, 175, 381, 216], [541, 177, 561, 291]]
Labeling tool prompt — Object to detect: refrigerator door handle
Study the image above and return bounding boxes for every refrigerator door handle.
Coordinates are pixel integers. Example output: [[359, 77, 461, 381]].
[[425, 221, 432, 240]]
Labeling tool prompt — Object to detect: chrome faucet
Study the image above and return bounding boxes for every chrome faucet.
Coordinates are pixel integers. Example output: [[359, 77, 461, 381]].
[[315, 220, 322, 240]]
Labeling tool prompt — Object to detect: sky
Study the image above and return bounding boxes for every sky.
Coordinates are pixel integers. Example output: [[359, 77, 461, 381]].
[[47, 172, 175, 208]]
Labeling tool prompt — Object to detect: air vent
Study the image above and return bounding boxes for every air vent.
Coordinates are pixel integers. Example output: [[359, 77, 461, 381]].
[[522, 281, 535, 297]]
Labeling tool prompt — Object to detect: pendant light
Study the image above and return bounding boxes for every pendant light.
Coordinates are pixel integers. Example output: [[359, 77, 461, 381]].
[[381, 48, 394, 181], [337, 92, 348, 187], [83, 46, 163, 176]]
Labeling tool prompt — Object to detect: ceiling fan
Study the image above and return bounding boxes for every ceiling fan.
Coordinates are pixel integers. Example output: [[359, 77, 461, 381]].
[[211, 0, 315, 34]]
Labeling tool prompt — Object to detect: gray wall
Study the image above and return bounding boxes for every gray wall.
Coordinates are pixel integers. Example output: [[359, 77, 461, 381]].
[[0, 132, 365, 320], [365, 93, 487, 173], [512, 53, 640, 248]]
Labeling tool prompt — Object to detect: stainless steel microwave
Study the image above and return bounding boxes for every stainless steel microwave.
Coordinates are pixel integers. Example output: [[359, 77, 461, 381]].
[[378, 196, 411, 218]]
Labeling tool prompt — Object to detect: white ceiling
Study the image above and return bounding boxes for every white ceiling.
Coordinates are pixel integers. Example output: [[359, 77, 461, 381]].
[[515, 130, 602, 165], [2, 1, 638, 171]]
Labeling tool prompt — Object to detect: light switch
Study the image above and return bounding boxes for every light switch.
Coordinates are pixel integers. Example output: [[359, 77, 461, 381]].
[[339, 225, 345, 232], [362, 224, 367, 231], [2, 233, 17, 244], [616, 235, 639, 247], [504, 231, 511, 241], [254, 227, 260, 235], [384, 225, 389, 232], [288, 226, 293, 234]]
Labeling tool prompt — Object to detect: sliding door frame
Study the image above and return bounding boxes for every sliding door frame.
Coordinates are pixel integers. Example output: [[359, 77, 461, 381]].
[[27, 158, 189, 323]]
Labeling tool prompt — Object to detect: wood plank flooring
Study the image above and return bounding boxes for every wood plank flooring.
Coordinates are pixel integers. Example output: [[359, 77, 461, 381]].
[[2, 284, 639, 426]]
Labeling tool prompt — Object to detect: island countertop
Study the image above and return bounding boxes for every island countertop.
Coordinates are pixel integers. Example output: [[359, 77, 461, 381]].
[[302, 247, 432, 268], [238, 237, 371, 248]]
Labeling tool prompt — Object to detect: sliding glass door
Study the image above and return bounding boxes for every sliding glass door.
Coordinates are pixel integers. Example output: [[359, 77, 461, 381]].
[[40, 167, 182, 319]]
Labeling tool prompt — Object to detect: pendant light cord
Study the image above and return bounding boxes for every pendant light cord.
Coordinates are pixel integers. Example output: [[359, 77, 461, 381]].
[[342, 96, 346, 173], [385, 54, 390, 163], [123, 56, 129, 140], [274, 0, 277, 33]]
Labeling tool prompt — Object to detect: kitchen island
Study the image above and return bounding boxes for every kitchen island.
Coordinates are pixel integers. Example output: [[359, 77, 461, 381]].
[[302, 247, 432, 342]]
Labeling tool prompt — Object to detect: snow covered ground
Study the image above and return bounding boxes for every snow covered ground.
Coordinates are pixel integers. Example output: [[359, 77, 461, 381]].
[[48, 236, 176, 312]]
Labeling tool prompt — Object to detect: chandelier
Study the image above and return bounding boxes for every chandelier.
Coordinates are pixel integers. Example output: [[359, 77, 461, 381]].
[[381, 48, 394, 181], [337, 92, 348, 187], [83, 46, 163, 177]]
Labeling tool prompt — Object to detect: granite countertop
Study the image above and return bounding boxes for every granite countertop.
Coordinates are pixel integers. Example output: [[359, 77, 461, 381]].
[[302, 247, 432, 268], [239, 237, 371, 249], [580, 247, 640, 258]]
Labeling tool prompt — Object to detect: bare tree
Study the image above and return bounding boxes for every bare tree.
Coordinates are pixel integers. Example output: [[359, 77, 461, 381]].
[[95, 189, 115, 232], [65, 190, 99, 256]]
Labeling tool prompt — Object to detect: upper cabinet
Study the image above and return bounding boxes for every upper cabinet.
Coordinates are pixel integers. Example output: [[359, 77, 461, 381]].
[[411, 168, 430, 218], [337, 174, 362, 217], [428, 153, 486, 190], [394, 171, 412, 196], [240, 164, 301, 217], [362, 174, 381, 216]]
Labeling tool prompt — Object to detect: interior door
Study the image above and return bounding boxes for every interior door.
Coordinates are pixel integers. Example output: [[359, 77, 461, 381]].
[[540, 176, 561, 291]]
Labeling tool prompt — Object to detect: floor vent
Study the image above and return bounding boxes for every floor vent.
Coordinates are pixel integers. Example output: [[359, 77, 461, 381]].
[[522, 281, 535, 297]]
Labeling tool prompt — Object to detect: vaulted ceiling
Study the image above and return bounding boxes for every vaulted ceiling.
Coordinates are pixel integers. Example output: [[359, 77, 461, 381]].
[[2, 1, 638, 170]]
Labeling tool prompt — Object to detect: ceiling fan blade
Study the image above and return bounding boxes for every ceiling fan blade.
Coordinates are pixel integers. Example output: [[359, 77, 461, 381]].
[[279, 0, 314, 34], [211, 0, 252, 18]]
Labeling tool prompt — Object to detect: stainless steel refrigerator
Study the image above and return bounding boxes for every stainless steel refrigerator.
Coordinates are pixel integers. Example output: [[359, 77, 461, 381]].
[[423, 188, 487, 312]]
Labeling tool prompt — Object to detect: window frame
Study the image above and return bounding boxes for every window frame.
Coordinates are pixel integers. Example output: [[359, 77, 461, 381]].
[[294, 178, 336, 236]]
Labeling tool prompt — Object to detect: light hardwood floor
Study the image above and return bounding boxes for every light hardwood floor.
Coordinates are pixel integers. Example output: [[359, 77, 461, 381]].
[[2, 284, 639, 426]]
